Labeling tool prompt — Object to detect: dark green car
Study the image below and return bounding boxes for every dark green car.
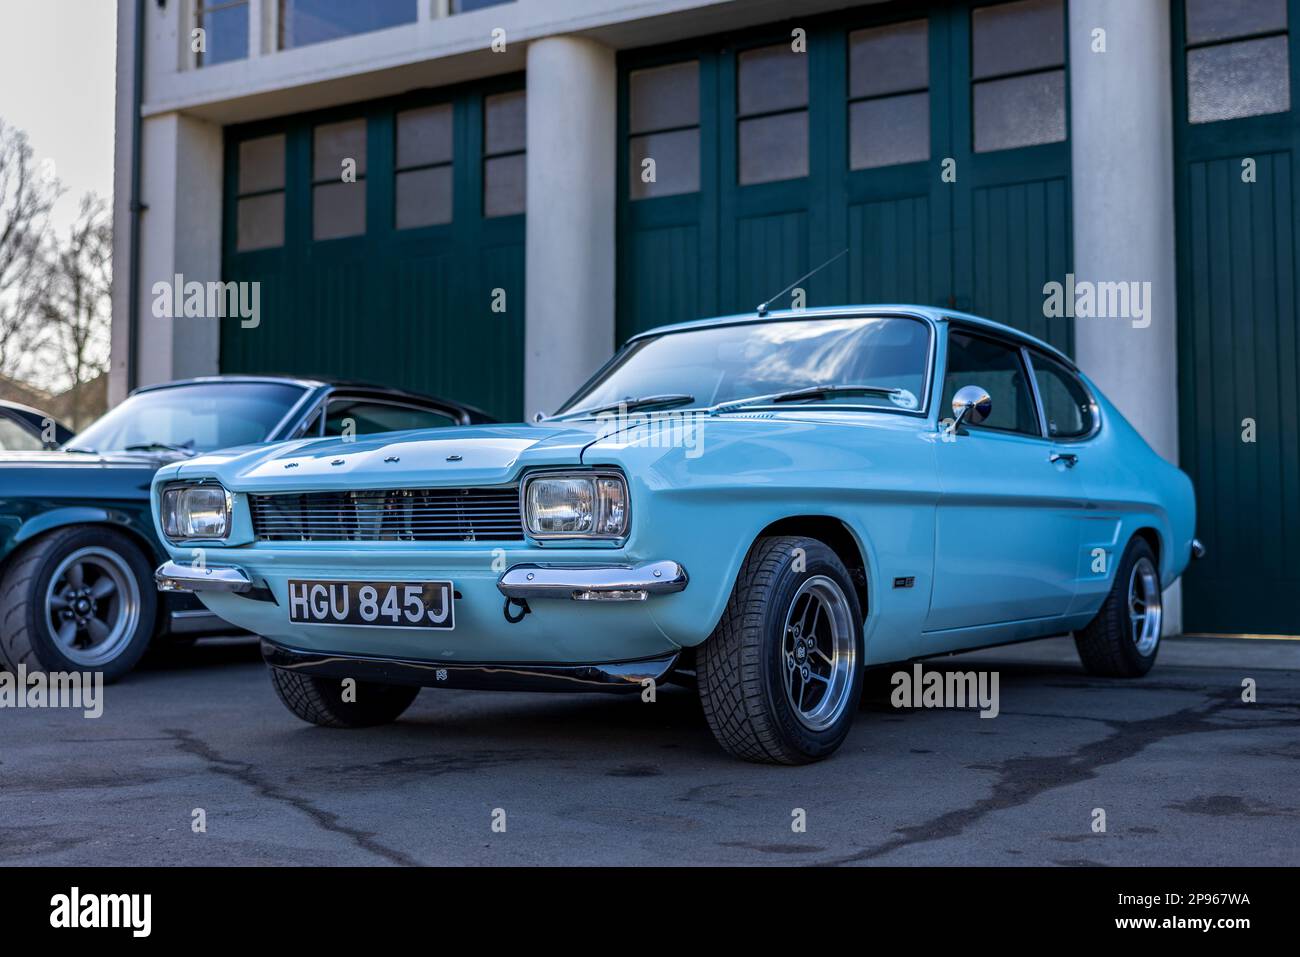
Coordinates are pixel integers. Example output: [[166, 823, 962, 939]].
[[0, 376, 491, 681]]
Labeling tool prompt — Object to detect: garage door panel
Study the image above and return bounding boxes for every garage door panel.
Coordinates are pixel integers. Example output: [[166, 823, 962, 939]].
[[847, 195, 933, 306], [1180, 150, 1300, 632], [729, 210, 809, 314], [622, 223, 701, 339]]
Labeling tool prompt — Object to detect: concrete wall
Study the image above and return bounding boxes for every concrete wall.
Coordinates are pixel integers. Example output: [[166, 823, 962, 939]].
[[1068, 0, 1182, 631]]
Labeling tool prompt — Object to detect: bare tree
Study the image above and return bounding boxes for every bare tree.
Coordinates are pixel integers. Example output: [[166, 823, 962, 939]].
[[0, 119, 59, 381], [40, 194, 111, 428]]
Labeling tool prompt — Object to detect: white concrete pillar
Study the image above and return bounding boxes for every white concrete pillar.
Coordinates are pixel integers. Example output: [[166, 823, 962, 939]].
[[1068, 0, 1182, 631], [135, 112, 224, 388], [524, 35, 617, 418]]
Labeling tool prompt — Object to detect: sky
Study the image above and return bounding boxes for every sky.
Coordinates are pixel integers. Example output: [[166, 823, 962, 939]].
[[0, 0, 118, 235]]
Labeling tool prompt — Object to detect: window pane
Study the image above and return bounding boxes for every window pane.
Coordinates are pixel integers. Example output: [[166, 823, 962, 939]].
[[971, 0, 1064, 80], [396, 104, 453, 169], [325, 401, 455, 435], [850, 92, 930, 169], [738, 44, 808, 116], [237, 193, 284, 251], [974, 69, 1066, 152], [1032, 353, 1094, 438], [630, 129, 700, 199], [396, 166, 453, 228], [1188, 35, 1291, 123], [313, 181, 366, 239], [849, 19, 928, 98], [738, 111, 808, 185], [199, 3, 249, 66], [629, 61, 699, 134], [238, 134, 285, 194], [313, 119, 367, 181], [0, 418, 42, 451], [1186, 0, 1286, 44], [281, 0, 417, 49], [452, 0, 513, 11], [484, 91, 526, 155], [484, 153, 525, 217], [943, 333, 1039, 436]]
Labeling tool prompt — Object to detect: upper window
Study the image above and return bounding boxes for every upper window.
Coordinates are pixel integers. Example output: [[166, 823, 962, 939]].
[[451, 0, 514, 11], [737, 43, 809, 185], [235, 134, 286, 252], [629, 61, 701, 200], [0, 416, 42, 452], [1185, 0, 1290, 123], [944, 331, 1039, 436], [312, 119, 367, 241], [483, 91, 526, 218], [971, 0, 1066, 153], [196, 0, 249, 66], [324, 399, 457, 436], [1030, 351, 1095, 439], [849, 19, 930, 170], [395, 104, 454, 229], [279, 0, 417, 49]]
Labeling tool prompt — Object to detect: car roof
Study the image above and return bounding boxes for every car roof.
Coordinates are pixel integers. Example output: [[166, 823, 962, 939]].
[[625, 304, 1078, 371]]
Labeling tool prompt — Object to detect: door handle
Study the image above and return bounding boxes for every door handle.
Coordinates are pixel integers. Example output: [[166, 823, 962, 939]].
[[1049, 452, 1078, 468]]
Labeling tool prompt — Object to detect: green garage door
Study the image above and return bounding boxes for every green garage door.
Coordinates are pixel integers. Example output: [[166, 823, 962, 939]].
[[221, 75, 526, 422], [1173, 0, 1300, 634], [616, 0, 1073, 357]]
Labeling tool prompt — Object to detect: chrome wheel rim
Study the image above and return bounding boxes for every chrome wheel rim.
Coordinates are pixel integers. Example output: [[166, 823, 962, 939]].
[[781, 575, 856, 732], [1128, 556, 1162, 657], [44, 546, 141, 667]]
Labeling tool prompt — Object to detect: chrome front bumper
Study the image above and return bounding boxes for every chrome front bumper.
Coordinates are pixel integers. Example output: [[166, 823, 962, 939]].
[[496, 560, 688, 601], [155, 560, 252, 593]]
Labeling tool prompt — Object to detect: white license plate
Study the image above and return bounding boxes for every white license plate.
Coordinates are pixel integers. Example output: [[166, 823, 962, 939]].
[[287, 580, 454, 630]]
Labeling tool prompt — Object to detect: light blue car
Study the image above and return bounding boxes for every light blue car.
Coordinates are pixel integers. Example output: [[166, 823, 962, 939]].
[[151, 307, 1200, 764]]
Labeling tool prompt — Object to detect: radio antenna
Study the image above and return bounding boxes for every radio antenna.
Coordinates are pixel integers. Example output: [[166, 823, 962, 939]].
[[756, 248, 849, 317]]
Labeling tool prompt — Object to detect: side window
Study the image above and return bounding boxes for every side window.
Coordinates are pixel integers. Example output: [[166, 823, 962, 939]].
[[943, 332, 1039, 436], [1031, 352, 1095, 439], [323, 399, 457, 437], [0, 415, 42, 451]]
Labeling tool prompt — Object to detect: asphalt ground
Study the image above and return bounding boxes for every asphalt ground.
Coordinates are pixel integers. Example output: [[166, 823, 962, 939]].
[[1, 634, 1296, 866]]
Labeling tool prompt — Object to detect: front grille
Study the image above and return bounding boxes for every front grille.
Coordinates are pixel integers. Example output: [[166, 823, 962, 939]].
[[248, 486, 524, 542]]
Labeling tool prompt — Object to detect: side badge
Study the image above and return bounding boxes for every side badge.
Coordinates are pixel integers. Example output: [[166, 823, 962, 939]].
[[893, 576, 916, 589]]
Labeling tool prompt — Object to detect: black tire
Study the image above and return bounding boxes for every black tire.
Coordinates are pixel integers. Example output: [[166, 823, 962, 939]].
[[698, 536, 864, 764], [0, 526, 157, 683], [269, 666, 420, 728], [1073, 536, 1162, 678]]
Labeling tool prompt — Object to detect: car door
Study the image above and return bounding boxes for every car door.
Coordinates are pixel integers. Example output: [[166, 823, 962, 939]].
[[924, 328, 1085, 633]]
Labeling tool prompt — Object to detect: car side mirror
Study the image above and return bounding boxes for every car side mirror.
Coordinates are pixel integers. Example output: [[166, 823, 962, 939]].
[[950, 385, 992, 431]]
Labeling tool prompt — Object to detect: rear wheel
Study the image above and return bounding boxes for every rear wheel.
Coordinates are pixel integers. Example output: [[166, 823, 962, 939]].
[[269, 666, 420, 728], [0, 527, 156, 682], [698, 536, 864, 764], [1073, 537, 1162, 677]]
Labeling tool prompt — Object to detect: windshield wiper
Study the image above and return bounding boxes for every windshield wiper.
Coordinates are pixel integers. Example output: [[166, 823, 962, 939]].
[[552, 393, 696, 420], [711, 384, 904, 415], [123, 442, 197, 456], [62, 446, 97, 455]]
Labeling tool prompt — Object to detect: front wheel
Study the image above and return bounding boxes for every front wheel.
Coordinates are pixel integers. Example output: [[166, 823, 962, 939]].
[[698, 536, 864, 764], [1073, 536, 1162, 677], [0, 526, 157, 682], [269, 667, 420, 728]]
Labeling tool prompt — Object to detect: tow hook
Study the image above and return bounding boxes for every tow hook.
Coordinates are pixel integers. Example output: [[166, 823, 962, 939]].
[[503, 596, 531, 624]]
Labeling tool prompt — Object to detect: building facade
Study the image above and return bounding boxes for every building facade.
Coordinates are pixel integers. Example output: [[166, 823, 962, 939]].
[[110, 0, 1300, 636]]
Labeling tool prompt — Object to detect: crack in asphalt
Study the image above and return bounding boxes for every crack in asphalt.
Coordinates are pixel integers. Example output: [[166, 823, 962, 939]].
[[163, 728, 421, 866], [816, 691, 1299, 866]]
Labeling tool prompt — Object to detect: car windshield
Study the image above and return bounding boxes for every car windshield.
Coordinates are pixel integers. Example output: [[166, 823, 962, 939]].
[[555, 315, 931, 416], [69, 382, 308, 454]]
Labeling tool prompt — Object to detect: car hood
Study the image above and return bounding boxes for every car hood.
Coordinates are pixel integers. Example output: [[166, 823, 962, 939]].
[[0, 449, 186, 500], [160, 423, 611, 492]]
